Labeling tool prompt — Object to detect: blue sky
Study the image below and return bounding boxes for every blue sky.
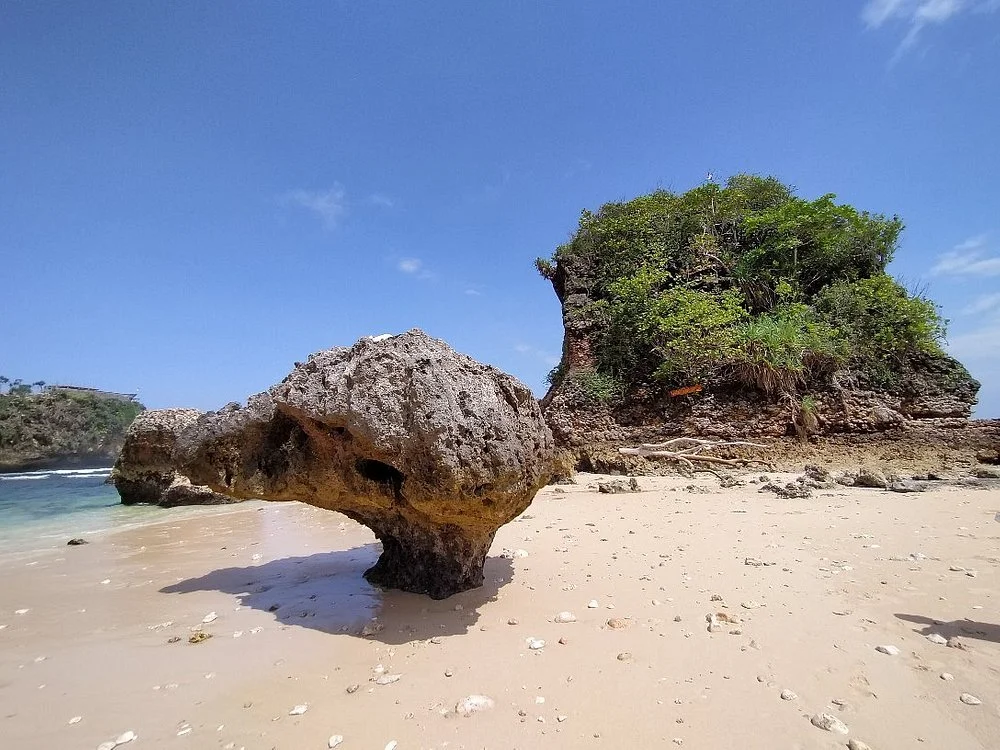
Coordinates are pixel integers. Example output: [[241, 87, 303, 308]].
[[3, 1, 999, 415]]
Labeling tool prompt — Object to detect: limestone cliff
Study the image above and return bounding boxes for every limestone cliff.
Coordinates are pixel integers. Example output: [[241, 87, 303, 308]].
[[0, 390, 144, 472]]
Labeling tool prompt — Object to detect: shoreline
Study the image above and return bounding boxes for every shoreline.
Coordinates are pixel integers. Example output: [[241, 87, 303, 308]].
[[1, 473, 998, 748]]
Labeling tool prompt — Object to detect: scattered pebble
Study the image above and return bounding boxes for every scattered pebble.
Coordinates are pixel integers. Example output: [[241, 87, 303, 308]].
[[15, 609, 29, 615], [606, 618, 629, 630], [188, 632, 212, 644], [456, 694, 495, 716], [848, 740, 873, 750], [940, 672, 954, 681], [527, 638, 545, 650], [346, 684, 360, 694], [780, 689, 797, 701], [288, 704, 308, 715], [926, 633, 948, 645], [507, 618, 519, 625], [202, 611, 218, 624], [385, 742, 398, 750], [328, 735, 344, 748], [960, 693, 982, 705], [811, 713, 849, 734], [69, 716, 82, 724], [875, 644, 900, 656], [374, 674, 402, 685], [617, 651, 632, 661], [587, 600, 599, 609], [554, 611, 577, 623]]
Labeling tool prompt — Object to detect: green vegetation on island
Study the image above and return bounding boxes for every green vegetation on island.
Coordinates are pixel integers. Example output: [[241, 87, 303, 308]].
[[0, 380, 145, 471], [537, 175, 951, 404]]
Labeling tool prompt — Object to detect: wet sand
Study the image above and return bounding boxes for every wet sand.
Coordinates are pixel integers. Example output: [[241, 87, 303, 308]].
[[1, 473, 999, 749]]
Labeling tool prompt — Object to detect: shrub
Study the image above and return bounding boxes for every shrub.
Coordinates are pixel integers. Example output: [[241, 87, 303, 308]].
[[815, 275, 945, 386], [728, 305, 847, 394]]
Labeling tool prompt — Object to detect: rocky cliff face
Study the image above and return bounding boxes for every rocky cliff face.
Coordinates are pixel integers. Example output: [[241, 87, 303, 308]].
[[0, 391, 144, 472], [111, 409, 237, 507], [180, 330, 556, 598], [542, 251, 983, 469]]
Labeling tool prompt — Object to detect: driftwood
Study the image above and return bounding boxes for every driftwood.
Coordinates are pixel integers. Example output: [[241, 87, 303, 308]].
[[618, 437, 772, 472]]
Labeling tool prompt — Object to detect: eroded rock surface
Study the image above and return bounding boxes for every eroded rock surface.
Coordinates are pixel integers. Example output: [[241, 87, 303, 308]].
[[112, 409, 237, 507], [180, 330, 556, 598]]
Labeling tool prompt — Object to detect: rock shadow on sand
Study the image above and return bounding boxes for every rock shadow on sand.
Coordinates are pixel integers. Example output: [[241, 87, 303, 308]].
[[160, 544, 514, 645], [896, 613, 1000, 645]]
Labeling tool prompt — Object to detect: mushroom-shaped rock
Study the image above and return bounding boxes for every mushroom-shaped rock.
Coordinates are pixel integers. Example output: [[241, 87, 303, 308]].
[[181, 330, 556, 598], [112, 409, 239, 507]]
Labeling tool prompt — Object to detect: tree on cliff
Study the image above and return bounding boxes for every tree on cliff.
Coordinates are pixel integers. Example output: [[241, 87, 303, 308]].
[[537, 174, 956, 404]]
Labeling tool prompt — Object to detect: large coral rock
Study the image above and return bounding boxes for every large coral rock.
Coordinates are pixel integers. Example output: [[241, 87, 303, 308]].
[[112, 409, 239, 507], [180, 330, 556, 598]]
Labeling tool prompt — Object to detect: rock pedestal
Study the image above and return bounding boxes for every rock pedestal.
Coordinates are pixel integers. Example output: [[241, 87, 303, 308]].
[[180, 330, 556, 598]]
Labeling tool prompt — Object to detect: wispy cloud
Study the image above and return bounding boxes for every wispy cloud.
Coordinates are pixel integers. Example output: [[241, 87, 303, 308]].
[[281, 185, 347, 229], [513, 342, 560, 367], [397, 257, 422, 274], [960, 291, 1000, 315], [932, 234, 1000, 276], [395, 257, 435, 280], [862, 0, 998, 61], [368, 193, 395, 208]]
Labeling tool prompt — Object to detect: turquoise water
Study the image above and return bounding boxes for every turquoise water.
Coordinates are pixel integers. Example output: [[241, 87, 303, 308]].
[[0, 468, 166, 557]]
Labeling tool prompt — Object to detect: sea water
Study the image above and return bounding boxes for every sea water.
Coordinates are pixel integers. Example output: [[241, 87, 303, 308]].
[[0, 468, 173, 559]]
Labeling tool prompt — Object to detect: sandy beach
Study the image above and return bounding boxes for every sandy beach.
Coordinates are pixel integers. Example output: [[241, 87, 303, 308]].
[[2, 472, 999, 749]]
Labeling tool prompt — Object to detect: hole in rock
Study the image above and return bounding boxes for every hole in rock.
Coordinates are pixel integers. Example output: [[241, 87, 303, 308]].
[[355, 458, 404, 501]]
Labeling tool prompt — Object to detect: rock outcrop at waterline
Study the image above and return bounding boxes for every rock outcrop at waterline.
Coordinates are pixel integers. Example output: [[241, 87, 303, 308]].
[[111, 409, 237, 507], [179, 330, 556, 599]]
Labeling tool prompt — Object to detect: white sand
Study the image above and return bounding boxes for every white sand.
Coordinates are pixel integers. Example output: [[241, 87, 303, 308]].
[[1, 473, 998, 749]]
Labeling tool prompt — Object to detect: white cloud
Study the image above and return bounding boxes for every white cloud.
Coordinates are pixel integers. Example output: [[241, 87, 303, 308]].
[[861, 0, 997, 60], [932, 235, 1000, 276], [960, 291, 1000, 315], [282, 185, 347, 229], [395, 257, 435, 280], [397, 258, 422, 274], [463, 288, 482, 296]]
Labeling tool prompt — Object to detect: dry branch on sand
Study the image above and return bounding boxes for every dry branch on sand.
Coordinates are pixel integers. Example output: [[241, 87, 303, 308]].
[[618, 437, 772, 473]]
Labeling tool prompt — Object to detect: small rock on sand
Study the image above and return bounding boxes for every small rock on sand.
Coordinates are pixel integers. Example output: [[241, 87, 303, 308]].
[[554, 611, 577, 623], [202, 612, 217, 624], [617, 652, 632, 661], [288, 704, 308, 715], [811, 713, 849, 734], [67, 538, 88, 545], [926, 633, 948, 645], [328, 736, 344, 748], [875, 644, 900, 655], [940, 672, 954, 681], [587, 599, 599, 608], [69, 716, 82, 724], [960, 693, 982, 705], [848, 740, 873, 750], [780, 689, 797, 701], [527, 638, 545, 650], [606, 618, 629, 629], [456, 694, 495, 716]]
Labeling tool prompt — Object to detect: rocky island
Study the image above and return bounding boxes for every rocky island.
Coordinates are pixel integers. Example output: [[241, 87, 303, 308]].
[[536, 175, 997, 471], [0, 383, 144, 472]]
